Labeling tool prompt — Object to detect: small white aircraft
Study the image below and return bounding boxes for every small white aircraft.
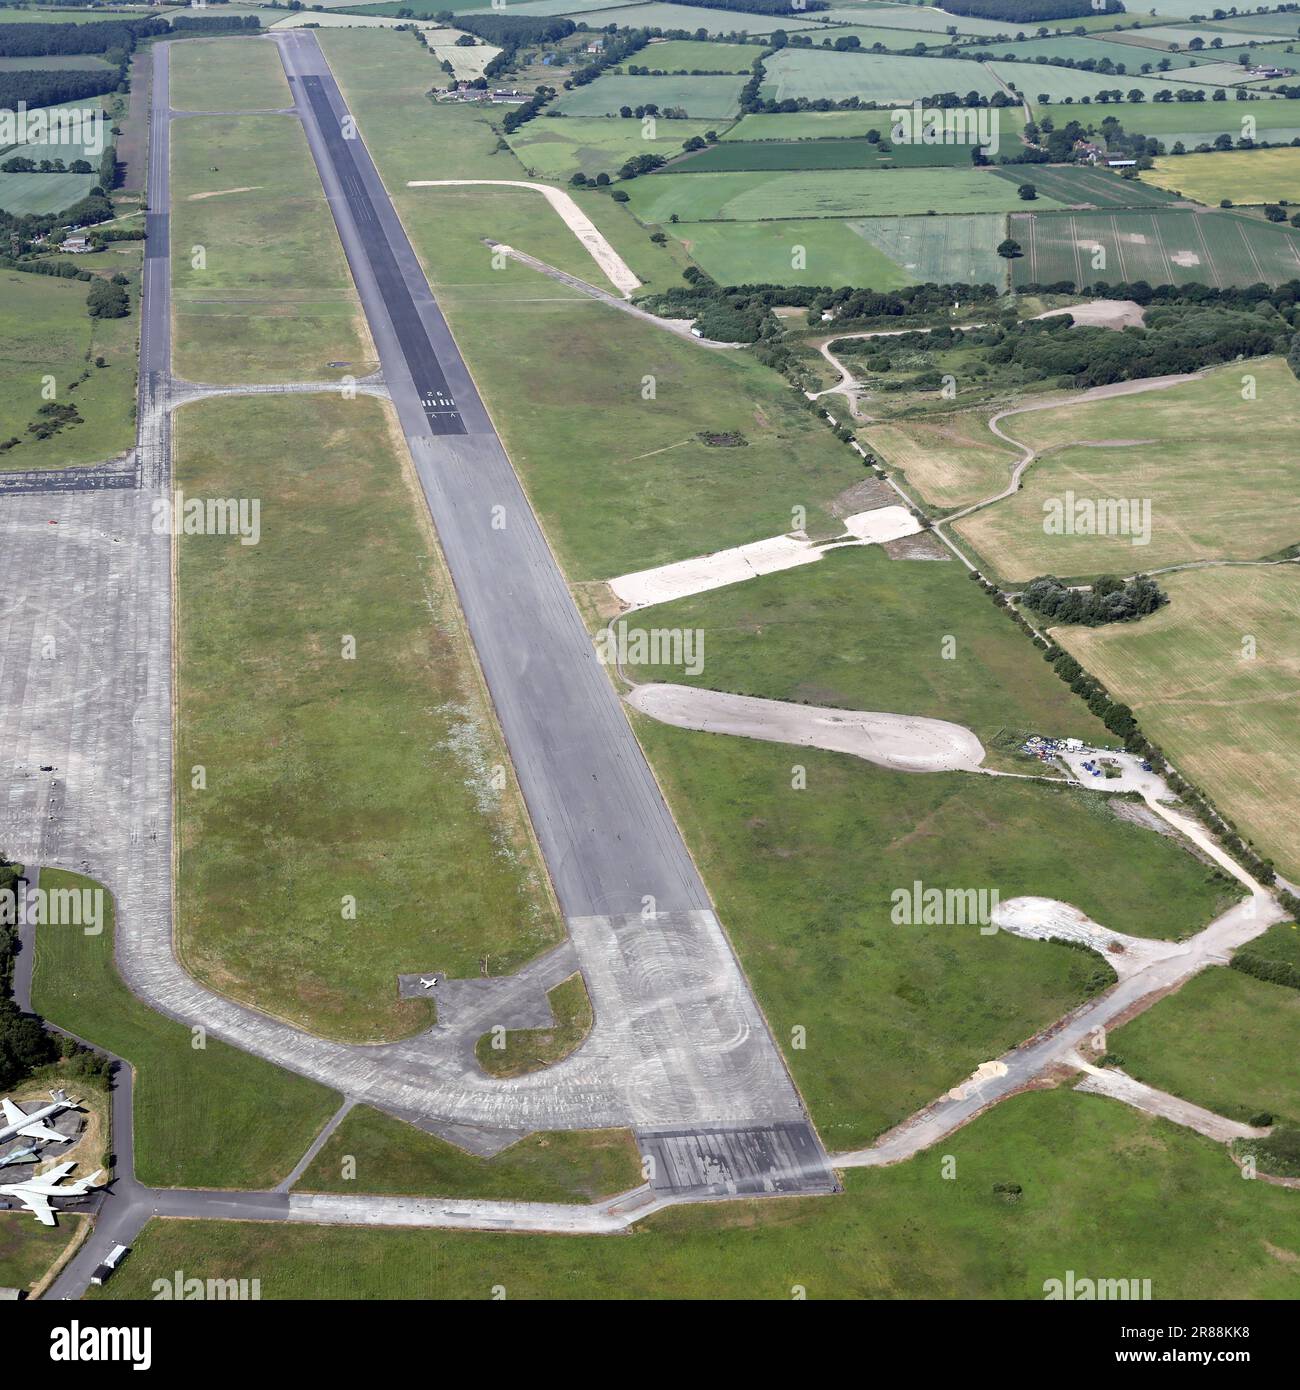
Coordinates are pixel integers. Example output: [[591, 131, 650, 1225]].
[[0, 1162, 103, 1225], [0, 1089, 77, 1146], [419, 976, 441, 990]]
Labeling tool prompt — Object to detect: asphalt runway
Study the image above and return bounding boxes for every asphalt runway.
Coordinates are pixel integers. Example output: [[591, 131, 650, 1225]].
[[276, 32, 832, 1187]]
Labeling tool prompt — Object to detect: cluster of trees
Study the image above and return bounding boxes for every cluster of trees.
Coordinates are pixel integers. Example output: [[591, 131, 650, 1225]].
[[994, 304, 1284, 387], [450, 12, 575, 52], [87, 273, 130, 320], [0, 16, 167, 57], [1021, 574, 1168, 627], [812, 281, 999, 326], [940, 0, 1122, 17]]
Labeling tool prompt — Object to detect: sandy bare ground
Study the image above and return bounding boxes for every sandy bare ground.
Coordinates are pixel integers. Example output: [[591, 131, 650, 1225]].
[[1072, 1063, 1267, 1144], [626, 684, 987, 774], [186, 186, 260, 202], [407, 179, 641, 296], [992, 896, 1187, 979], [608, 505, 921, 609], [1034, 298, 1145, 331]]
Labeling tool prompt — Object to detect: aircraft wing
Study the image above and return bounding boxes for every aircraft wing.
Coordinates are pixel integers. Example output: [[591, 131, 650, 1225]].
[[2, 1099, 62, 1141], [27, 1162, 76, 1189], [14, 1190, 56, 1225], [19, 1119, 61, 1142]]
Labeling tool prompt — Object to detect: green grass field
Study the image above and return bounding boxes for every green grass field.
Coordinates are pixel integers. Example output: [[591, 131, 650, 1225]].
[[672, 134, 976, 171], [1146, 146, 1300, 205], [174, 394, 561, 1041], [1111, 964, 1300, 1125], [631, 39, 756, 72], [167, 34, 292, 112], [990, 61, 1237, 108], [507, 115, 717, 180], [721, 111, 1025, 143], [1084, 94, 1300, 139], [850, 211, 1010, 285], [564, 2, 822, 35], [299, 1106, 642, 1202], [626, 167, 1059, 223], [92, 1087, 1300, 1298], [170, 113, 373, 383], [628, 543, 1110, 754], [956, 359, 1300, 579], [624, 554, 1235, 1142], [762, 48, 1005, 104], [991, 163, 1184, 209], [553, 74, 745, 118], [670, 215, 915, 288], [1010, 207, 1300, 287], [0, 1212, 82, 1296], [1060, 565, 1300, 884], [0, 264, 138, 472], [31, 871, 342, 1189]]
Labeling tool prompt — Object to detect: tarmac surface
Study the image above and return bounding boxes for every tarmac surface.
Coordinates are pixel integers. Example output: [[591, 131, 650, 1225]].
[[0, 30, 833, 1261]]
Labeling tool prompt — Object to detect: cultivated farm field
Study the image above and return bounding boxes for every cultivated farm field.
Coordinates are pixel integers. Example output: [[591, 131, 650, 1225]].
[[625, 166, 1061, 222], [990, 163, 1185, 209], [761, 48, 1004, 104], [1010, 207, 1300, 288], [1145, 147, 1300, 205], [552, 73, 745, 117], [670, 216, 914, 288], [851, 211, 1010, 284], [1060, 565, 1300, 883]]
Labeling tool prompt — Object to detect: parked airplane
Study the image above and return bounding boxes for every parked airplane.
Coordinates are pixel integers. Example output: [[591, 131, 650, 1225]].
[[0, 1162, 103, 1224], [0, 1089, 77, 1146], [0, 1144, 42, 1168]]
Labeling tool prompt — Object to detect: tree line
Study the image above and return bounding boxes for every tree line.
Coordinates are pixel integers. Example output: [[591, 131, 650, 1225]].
[[0, 16, 167, 57], [940, 0, 1123, 19]]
